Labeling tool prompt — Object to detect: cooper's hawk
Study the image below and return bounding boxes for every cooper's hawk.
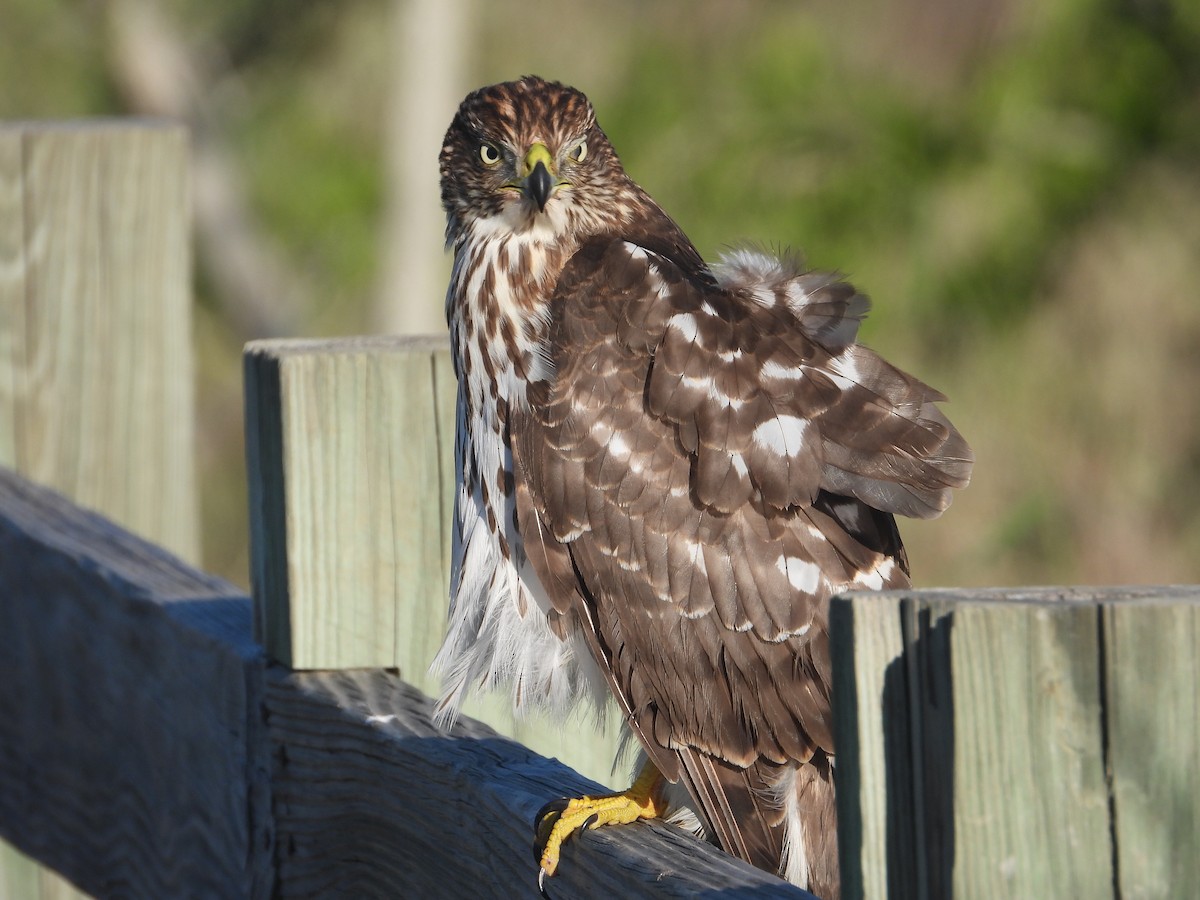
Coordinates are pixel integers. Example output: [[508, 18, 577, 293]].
[[433, 75, 972, 899]]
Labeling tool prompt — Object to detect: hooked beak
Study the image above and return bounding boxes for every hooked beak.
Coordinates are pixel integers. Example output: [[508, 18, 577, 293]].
[[522, 142, 556, 212]]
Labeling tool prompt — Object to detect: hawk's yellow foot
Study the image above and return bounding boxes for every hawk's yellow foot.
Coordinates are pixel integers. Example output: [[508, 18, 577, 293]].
[[534, 760, 667, 884]]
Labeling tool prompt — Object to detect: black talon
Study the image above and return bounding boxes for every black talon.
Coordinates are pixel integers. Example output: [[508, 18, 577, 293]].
[[535, 797, 571, 825], [581, 813, 599, 831], [533, 797, 571, 864]]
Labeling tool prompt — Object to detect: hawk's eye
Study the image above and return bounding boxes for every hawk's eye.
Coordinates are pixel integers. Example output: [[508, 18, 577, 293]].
[[568, 141, 587, 163], [479, 143, 501, 166]]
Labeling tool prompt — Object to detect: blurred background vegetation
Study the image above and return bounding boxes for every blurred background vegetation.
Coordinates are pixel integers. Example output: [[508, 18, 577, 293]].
[[3, 0, 1198, 591]]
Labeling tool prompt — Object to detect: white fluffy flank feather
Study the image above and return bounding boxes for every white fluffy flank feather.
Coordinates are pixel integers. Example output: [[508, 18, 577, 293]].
[[430, 398, 609, 728]]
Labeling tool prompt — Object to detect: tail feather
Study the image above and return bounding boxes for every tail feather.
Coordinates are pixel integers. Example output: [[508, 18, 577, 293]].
[[676, 748, 782, 873], [671, 748, 840, 898]]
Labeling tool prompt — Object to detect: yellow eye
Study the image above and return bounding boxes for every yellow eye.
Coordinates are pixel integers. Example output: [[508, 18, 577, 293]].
[[569, 141, 587, 163], [479, 143, 501, 165]]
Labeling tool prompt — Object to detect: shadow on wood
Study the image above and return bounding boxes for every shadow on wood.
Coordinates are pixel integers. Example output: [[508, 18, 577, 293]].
[[0, 466, 271, 899]]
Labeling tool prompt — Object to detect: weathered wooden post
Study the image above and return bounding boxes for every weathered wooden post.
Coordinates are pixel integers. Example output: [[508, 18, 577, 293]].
[[0, 120, 197, 562], [242, 336, 628, 788], [831, 586, 1200, 899], [244, 335, 454, 669]]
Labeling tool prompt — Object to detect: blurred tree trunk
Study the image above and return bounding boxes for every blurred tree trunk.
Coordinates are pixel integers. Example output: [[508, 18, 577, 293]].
[[374, 0, 471, 337], [105, 0, 301, 339]]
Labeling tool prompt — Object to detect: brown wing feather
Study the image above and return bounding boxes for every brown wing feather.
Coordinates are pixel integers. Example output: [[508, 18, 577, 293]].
[[511, 238, 966, 882], [514, 460, 685, 783]]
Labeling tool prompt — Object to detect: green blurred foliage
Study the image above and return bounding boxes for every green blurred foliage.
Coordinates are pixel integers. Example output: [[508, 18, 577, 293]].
[[2, 0, 1198, 587], [583, 0, 1199, 353], [0, 1, 114, 115], [229, 3, 387, 315]]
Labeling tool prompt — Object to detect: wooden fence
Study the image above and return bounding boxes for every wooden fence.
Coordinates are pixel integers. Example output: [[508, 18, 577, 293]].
[[0, 119, 197, 899], [0, 465, 804, 898], [0, 122, 1196, 898], [242, 336, 626, 788]]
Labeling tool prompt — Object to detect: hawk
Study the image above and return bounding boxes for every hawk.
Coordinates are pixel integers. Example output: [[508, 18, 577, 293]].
[[433, 75, 971, 899]]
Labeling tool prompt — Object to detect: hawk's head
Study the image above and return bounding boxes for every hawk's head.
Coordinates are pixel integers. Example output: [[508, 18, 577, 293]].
[[440, 75, 639, 246]]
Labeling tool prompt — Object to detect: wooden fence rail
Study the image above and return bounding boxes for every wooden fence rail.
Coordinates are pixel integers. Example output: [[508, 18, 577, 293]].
[[5, 466, 1196, 900], [0, 466, 808, 898]]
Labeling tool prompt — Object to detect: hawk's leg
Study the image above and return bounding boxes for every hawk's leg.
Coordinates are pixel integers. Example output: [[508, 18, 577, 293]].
[[533, 758, 667, 883]]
